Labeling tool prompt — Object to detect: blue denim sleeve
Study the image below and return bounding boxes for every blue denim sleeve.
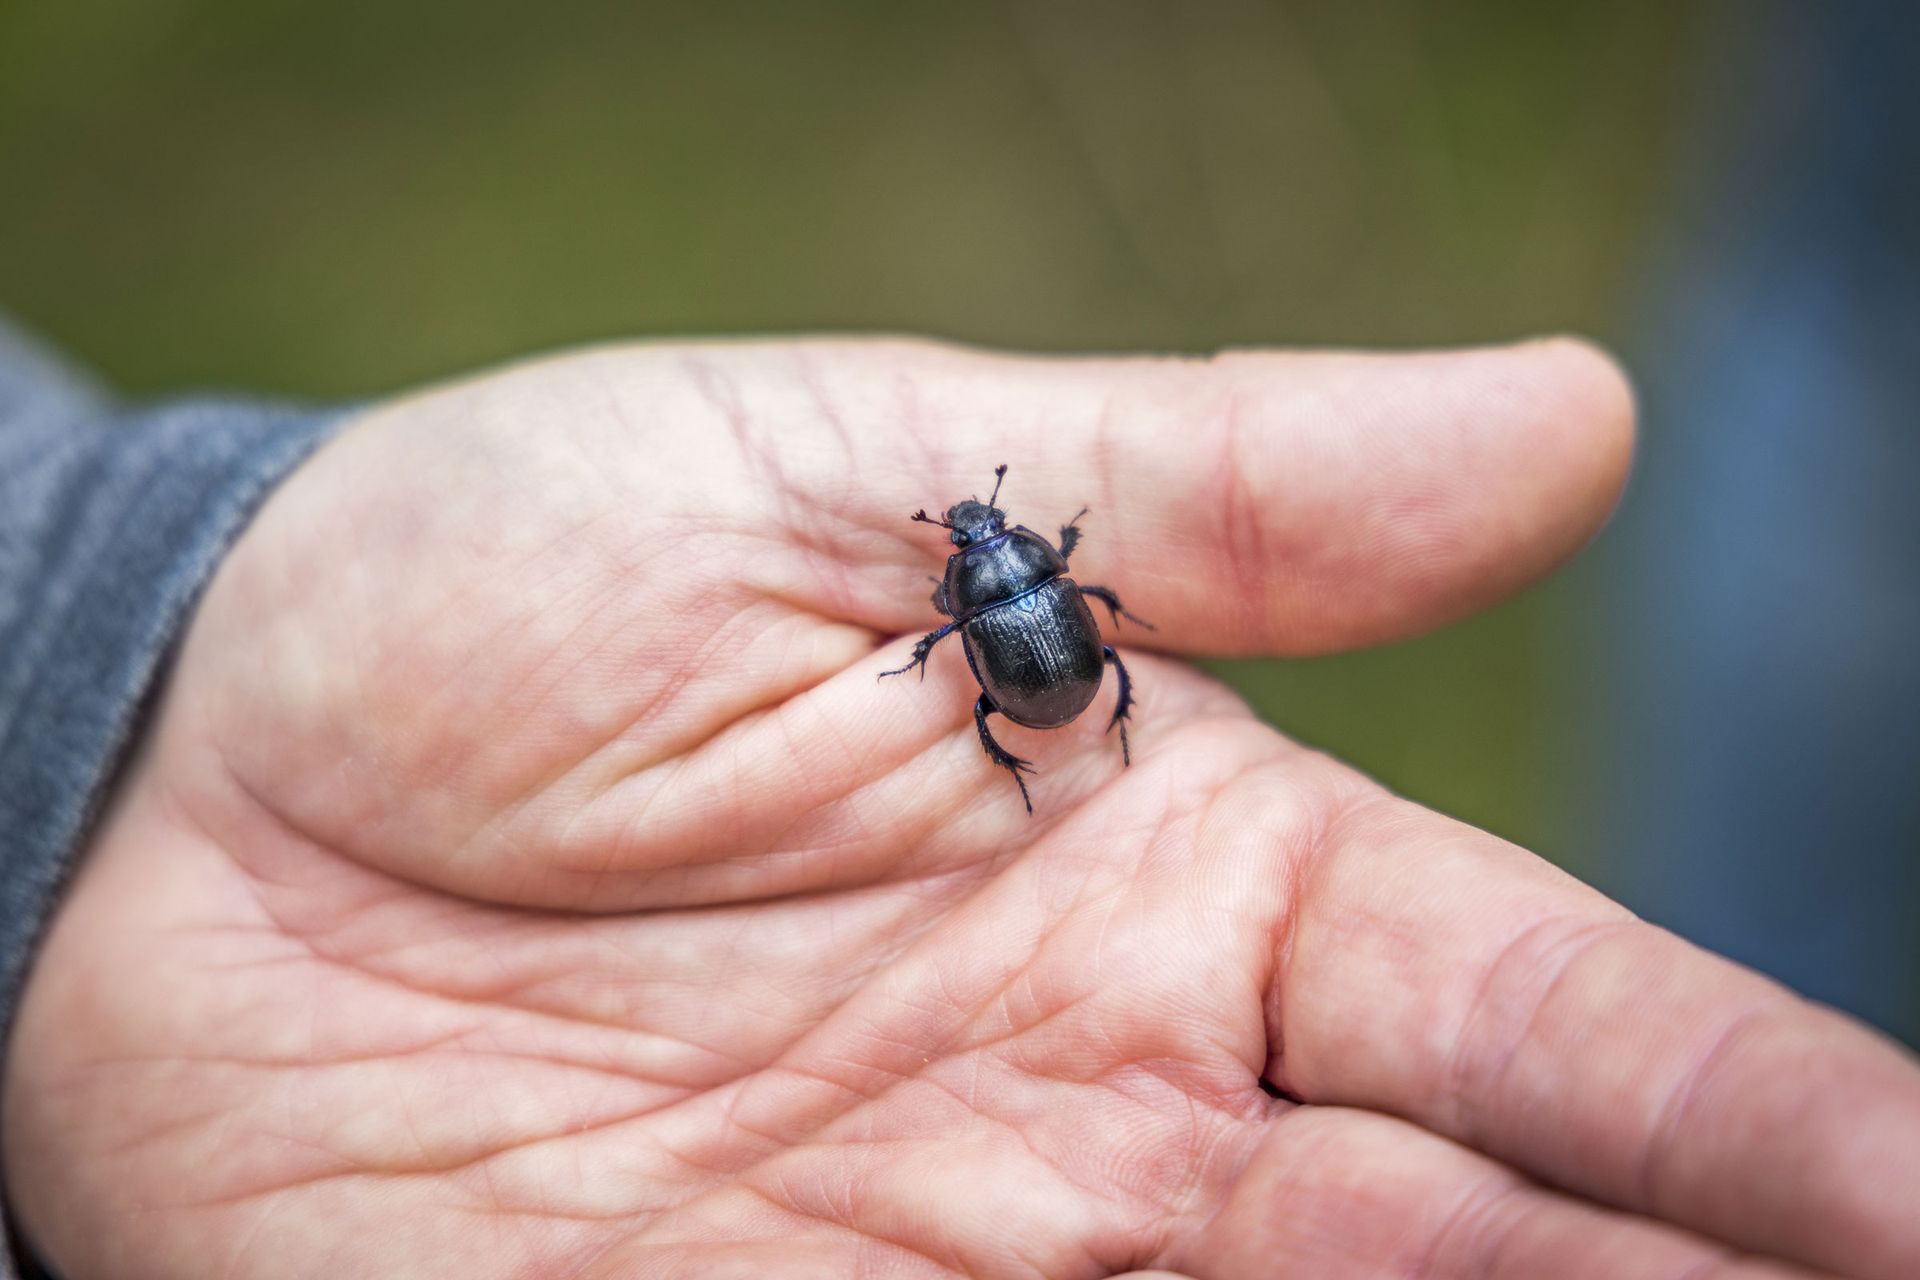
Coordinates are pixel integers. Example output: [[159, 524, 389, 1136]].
[[0, 318, 343, 1276]]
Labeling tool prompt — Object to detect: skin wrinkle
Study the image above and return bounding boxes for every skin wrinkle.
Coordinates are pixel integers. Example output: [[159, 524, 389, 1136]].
[[361, 496, 639, 738], [875, 363, 960, 563], [87, 1088, 250, 1164], [458, 570, 658, 805], [560, 640, 931, 887], [757, 507, 876, 615], [732, 1054, 920, 1149], [1147, 1084, 1231, 1263], [764, 739, 967, 887], [702, 885, 1080, 1171], [736, 557, 896, 640], [576, 740, 856, 901], [76, 1026, 477, 1075], [678, 355, 760, 490], [1669, 1251, 1746, 1280], [1415, 1174, 1527, 1280], [705, 774, 954, 892], [1175, 1101, 1322, 1263], [1082, 876, 1125, 991], [685, 352, 886, 599], [737, 1176, 971, 1280], [773, 1148, 980, 1278], [296, 922, 528, 1006], [1262, 778, 1389, 1096], [770, 781, 893, 896], [1177, 1106, 1812, 1280], [600, 1094, 779, 1193], [214, 1199, 283, 1280], [957, 982, 1104, 1062], [163, 1066, 744, 1218], [611, 752, 886, 891], [1635, 1001, 1787, 1214], [284, 887, 514, 972], [874, 933, 1069, 1073], [904, 1072, 1152, 1270], [571, 559, 768, 752], [573, 749, 693, 894], [791, 346, 863, 475], [1210, 386, 1269, 646], [1437, 911, 1614, 1128], [207, 835, 764, 1089], [1088, 390, 1119, 561], [1080, 1060, 1266, 1226], [770, 671, 863, 807], [1442, 915, 1646, 1141]]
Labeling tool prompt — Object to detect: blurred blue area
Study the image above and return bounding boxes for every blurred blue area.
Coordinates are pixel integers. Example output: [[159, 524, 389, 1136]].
[[1591, 3, 1920, 1041]]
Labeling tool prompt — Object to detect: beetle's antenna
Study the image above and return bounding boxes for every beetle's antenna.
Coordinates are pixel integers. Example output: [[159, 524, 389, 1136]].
[[987, 463, 1008, 509], [910, 509, 952, 529]]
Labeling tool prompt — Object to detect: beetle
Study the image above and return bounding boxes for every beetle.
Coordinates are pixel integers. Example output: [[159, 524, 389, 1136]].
[[879, 463, 1152, 813]]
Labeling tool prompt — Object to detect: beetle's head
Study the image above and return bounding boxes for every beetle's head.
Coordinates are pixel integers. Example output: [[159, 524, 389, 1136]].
[[910, 463, 1011, 548], [942, 499, 1005, 548]]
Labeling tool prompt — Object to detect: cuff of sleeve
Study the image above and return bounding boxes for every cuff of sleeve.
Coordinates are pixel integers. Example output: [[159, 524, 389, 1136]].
[[0, 396, 344, 1274]]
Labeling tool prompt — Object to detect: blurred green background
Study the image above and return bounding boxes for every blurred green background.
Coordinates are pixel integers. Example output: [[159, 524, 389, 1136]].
[[0, 0, 1697, 870]]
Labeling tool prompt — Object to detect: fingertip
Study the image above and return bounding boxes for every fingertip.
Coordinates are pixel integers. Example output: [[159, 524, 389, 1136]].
[[1222, 334, 1640, 652], [1521, 333, 1639, 533], [1106, 336, 1640, 655], [1348, 334, 1638, 641]]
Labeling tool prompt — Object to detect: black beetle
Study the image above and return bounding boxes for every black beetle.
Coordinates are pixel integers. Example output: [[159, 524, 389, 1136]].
[[880, 463, 1152, 813]]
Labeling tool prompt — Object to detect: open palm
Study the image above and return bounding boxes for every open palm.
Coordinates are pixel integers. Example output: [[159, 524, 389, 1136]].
[[8, 339, 1918, 1279]]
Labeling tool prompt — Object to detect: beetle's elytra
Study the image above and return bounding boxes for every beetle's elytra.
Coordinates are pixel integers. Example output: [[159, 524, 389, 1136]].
[[879, 463, 1152, 813]]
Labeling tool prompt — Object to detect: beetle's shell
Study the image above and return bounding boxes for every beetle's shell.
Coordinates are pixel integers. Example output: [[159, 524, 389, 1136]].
[[963, 579, 1104, 729], [945, 528, 1066, 616]]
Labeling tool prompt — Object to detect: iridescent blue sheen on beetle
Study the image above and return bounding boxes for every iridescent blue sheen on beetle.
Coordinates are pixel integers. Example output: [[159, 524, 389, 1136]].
[[879, 464, 1152, 813]]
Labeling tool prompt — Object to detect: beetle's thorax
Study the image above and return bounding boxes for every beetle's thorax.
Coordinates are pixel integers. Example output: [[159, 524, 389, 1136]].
[[944, 526, 1068, 617]]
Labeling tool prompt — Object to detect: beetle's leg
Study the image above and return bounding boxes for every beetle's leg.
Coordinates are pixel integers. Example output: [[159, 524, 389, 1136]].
[[1058, 506, 1089, 562], [1102, 645, 1135, 766], [973, 693, 1035, 814], [1081, 585, 1156, 633], [930, 576, 952, 617], [878, 621, 957, 682]]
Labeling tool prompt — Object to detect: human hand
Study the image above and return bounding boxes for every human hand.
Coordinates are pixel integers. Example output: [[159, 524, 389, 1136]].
[[7, 339, 1917, 1279]]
